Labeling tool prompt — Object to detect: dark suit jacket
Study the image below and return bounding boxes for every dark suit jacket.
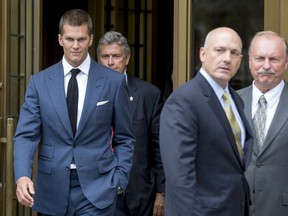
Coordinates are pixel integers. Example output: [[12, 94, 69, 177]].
[[238, 82, 288, 216], [13, 59, 135, 215], [160, 73, 253, 216], [115, 75, 165, 215]]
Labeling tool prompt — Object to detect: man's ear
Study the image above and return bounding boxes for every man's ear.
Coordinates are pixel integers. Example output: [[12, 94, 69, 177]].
[[89, 34, 94, 47], [125, 54, 131, 66], [199, 47, 205, 62], [58, 34, 63, 46]]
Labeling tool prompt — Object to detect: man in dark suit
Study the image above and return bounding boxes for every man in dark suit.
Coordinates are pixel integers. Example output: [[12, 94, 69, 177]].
[[97, 31, 165, 216], [13, 9, 135, 215], [160, 27, 254, 216], [238, 31, 288, 216]]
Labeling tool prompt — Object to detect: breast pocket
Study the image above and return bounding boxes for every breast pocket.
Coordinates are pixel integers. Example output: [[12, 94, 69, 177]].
[[94, 102, 113, 124]]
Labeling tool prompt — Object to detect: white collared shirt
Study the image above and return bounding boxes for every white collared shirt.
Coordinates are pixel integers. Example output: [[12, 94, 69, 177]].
[[200, 68, 246, 147], [252, 80, 284, 137], [63, 54, 91, 129]]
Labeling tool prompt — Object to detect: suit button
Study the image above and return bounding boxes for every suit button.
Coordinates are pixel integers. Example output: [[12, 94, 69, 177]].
[[65, 166, 70, 171], [241, 201, 245, 207], [117, 187, 123, 195], [256, 161, 262, 167]]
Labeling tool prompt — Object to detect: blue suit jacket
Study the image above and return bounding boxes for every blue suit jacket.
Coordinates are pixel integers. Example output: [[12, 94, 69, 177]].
[[160, 73, 253, 216], [13, 59, 135, 215]]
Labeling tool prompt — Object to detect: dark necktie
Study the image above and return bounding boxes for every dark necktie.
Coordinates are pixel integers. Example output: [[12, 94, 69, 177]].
[[67, 68, 80, 136]]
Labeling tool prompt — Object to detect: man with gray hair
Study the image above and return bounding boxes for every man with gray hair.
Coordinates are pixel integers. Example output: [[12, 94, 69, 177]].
[[97, 31, 165, 216], [238, 30, 288, 216]]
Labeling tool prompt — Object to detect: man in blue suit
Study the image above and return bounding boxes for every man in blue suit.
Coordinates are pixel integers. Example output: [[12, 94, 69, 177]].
[[13, 9, 135, 215], [160, 27, 253, 216]]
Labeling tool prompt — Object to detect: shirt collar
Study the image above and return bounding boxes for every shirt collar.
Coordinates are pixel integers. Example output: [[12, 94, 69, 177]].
[[200, 68, 228, 100], [62, 54, 91, 76], [252, 80, 284, 108], [123, 70, 128, 84]]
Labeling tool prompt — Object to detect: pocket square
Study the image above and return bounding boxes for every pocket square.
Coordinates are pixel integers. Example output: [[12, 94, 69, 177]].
[[96, 100, 109, 106]]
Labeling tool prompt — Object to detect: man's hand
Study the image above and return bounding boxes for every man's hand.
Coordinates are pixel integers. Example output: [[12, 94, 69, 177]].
[[16, 176, 35, 207], [153, 192, 164, 216]]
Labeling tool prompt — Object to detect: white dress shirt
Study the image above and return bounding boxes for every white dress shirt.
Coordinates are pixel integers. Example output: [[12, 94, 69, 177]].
[[63, 54, 91, 129], [252, 80, 284, 137]]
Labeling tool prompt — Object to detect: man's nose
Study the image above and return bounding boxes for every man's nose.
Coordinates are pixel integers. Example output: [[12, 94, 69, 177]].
[[108, 56, 114, 65], [262, 58, 272, 70], [223, 51, 232, 62], [72, 40, 79, 48]]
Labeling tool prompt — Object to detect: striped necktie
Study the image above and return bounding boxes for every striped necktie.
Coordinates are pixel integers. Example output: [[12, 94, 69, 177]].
[[252, 95, 267, 150], [222, 92, 243, 158]]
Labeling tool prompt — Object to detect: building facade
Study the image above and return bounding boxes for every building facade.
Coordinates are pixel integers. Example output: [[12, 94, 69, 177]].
[[0, 0, 287, 215]]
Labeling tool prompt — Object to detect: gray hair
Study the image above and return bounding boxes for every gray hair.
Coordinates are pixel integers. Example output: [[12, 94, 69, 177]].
[[97, 31, 130, 57], [249, 31, 288, 59]]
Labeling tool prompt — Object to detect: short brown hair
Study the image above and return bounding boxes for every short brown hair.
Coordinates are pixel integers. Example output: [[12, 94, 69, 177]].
[[59, 9, 93, 35]]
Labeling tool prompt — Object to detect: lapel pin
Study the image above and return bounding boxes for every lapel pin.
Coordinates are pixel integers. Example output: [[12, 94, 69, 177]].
[[129, 96, 134, 101]]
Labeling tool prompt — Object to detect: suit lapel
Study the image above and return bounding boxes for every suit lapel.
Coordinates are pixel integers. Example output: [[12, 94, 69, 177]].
[[240, 87, 253, 128], [259, 83, 288, 155], [197, 74, 243, 165], [239, 86, 260, 158], [127, 76, 139, 119], [75, 62, 106, 138], [230, 88, 254, 168], [46, 62, 73, 137]]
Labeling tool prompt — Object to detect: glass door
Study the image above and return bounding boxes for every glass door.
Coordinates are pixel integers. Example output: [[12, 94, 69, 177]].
[[173, 0, 288, 89], [192, 0, 264, 89]]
